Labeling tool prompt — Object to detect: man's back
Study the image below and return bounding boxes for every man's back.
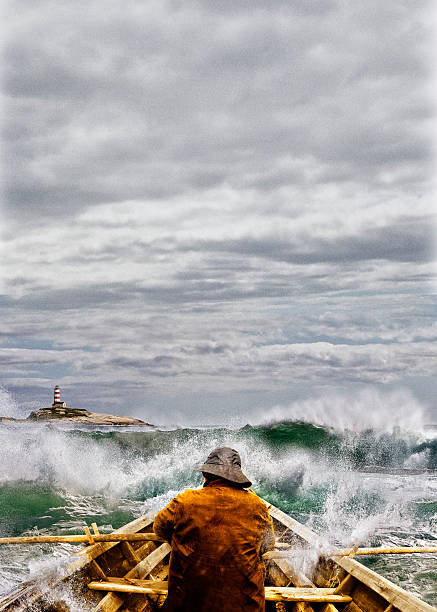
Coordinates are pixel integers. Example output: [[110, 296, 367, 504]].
[[154, 481, 274, 612]]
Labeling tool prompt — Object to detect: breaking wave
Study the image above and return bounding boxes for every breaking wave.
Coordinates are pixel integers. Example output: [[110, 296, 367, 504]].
[[0, 389, 435, 604]]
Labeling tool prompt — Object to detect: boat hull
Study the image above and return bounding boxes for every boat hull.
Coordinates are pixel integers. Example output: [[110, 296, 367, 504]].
[[0, 501, 435, 611]]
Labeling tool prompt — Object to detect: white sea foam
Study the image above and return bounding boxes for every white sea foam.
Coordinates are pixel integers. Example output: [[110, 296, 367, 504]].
[[0, 425, 140, 495], [257, 387, 426, 433]]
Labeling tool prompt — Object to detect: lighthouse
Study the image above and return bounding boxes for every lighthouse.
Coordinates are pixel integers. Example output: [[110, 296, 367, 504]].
[[52, 385, 67, 409]]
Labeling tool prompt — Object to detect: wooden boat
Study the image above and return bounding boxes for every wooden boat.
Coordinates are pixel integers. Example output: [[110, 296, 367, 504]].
[[0, 500, 435, 611]]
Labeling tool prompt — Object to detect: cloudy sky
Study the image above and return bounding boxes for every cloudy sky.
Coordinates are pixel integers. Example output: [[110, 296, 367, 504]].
[[1, 0, 436, 425]]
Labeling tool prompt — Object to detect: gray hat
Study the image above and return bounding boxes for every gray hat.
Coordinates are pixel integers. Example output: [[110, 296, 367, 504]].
[[196, 446, 252, 487]]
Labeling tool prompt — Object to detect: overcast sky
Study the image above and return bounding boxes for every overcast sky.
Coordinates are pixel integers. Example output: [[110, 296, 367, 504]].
[[1, 0, 436, 426]]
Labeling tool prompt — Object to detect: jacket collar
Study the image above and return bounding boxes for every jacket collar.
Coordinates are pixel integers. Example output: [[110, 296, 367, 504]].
[[203, 478, 245, 489]]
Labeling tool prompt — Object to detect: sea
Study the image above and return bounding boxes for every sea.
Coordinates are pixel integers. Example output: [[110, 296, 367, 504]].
[[0, 395, 436, 608]]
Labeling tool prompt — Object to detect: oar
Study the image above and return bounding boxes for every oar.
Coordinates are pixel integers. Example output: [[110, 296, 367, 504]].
[[338, 546, 437, 557], [263, 546, 437, 560], [0, 533, 164, 545], [1, 533, 434, 558]]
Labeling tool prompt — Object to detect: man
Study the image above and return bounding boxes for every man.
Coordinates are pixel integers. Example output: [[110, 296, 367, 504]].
[[153, 446, 275, 612]]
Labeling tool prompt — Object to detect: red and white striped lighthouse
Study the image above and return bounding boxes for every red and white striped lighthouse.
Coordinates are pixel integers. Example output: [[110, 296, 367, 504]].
[[52, 386, 67, 409], [54, 385, 61, 404], [52, 385, 67, 409]]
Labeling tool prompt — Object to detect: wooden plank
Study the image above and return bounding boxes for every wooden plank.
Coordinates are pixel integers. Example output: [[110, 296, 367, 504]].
[[334, 573, 355, 594], [128, 565, 169, 612], [344, 603, 365, 612], [89, 580, 169, 595], [265, 588, 352, 603], [273, 558, 315, 587], [266, 560, 290, 586], [92, 522, 100, 536], [92, 593, 125, 612], [126, 543, 171, 580], [90, 582, 352, 603], [92, 543, 171, 611], [121, 542, 141, 566], [90, 560, 108, 580], [336, 556, 437, 612], [352, 583, 390, 612]]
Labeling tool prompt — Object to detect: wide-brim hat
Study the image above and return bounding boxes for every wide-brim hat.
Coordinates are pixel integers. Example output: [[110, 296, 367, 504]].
[[195, 446, 252, 487]]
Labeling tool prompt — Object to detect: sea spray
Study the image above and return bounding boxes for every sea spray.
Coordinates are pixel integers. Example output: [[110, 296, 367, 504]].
[[0, 414, 435, 605], [258, 387, 426, 433], [0, 387, 26, 420]]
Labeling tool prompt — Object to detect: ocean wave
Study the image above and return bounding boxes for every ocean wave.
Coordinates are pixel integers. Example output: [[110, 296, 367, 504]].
[[255, 387, 427, 433]]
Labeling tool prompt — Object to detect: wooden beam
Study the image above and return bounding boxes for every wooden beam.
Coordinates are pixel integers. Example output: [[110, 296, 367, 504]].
[[264, 588, 352, 603], [335, 556, 436, 612], [352, 583, 390, 612], [121, 542, 141, 566], [127, 543, 171, 580], [84, 526, 96, 545], [92, 523, 100, 536], [272, 558, 315, 587], [89, 580, 169, 595], [90, 560, 108, 581], [90, 581, 351, 604], [343, 603, 365, 612], [334, 573, 355, 594], [91, 543, 171, 611]]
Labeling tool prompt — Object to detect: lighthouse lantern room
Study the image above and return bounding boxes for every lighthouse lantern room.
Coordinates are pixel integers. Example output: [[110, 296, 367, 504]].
[[52, 385, 67, 409]]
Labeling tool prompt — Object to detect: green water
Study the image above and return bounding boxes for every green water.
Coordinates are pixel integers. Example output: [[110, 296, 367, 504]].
[[0, 421, 435, 606]]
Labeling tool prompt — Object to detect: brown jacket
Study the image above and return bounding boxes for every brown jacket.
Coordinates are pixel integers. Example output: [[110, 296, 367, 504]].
[[153, 481, 275, 612]]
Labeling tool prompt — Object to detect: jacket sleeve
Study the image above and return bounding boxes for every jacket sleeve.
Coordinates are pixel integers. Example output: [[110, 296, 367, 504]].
[[153, 495, 181, 543]]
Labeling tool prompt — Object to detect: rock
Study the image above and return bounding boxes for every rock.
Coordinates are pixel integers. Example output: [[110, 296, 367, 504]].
[[26, 407, 152, 426]]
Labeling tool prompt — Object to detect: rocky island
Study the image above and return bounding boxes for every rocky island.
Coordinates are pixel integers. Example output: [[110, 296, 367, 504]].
[[24, 386, 152, 426]]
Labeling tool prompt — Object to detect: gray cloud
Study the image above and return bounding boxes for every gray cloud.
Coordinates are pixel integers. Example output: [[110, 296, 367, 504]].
[[1, 0, 435, 423], [186, 215, 434, 264], [3, 0, 433, 224]]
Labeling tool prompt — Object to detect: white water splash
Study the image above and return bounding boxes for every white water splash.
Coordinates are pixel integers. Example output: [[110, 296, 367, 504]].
[[0, 425, 140, 495], [0, 386, 28, 419], [258, 387, 426, 433], [27, 553, 91, 612]]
